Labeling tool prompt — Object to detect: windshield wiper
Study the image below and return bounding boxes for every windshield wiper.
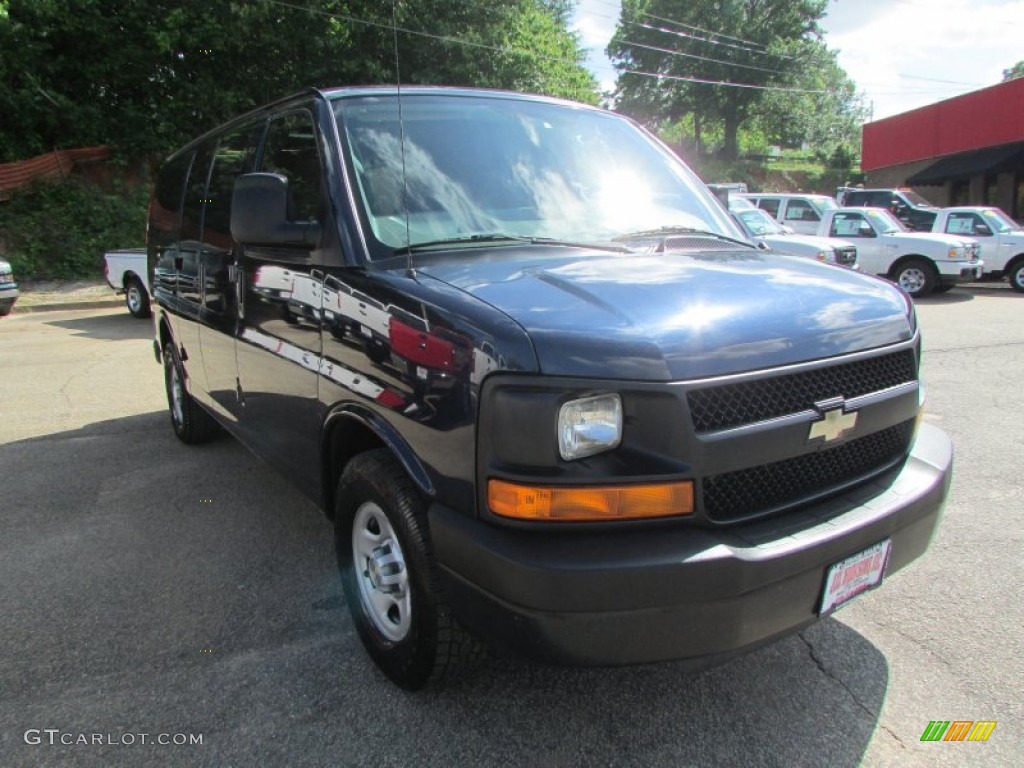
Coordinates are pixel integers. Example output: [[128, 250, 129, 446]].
[[395, 233, 532, 254], [395, 234, 630, 255], [613, 226, 754, 249]]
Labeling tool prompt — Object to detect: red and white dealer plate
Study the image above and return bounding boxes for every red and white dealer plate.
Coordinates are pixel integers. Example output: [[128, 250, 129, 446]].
[[819, 539, 892, 615]]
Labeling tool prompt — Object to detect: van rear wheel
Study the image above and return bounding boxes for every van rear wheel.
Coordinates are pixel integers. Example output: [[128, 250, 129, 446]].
[[334, 449, 483, 690], [162, 342, 219, 444]]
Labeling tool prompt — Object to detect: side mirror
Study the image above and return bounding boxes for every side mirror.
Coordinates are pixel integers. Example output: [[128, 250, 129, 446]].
[[857, 224, 877, 238], [231, 173, 321, 249], [974, 224, 992, 236]]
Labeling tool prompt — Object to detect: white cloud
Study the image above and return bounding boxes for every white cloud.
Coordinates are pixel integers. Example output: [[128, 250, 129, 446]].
[[815, 0, 1024, 119], [573, 14, 615, 49]]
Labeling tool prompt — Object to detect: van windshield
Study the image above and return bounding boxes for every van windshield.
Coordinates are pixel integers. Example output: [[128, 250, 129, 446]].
[[333, 93, 742, 259]]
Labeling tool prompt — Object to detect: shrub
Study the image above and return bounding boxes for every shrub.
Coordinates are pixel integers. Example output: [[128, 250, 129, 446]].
[[0, 179, 149, 280]]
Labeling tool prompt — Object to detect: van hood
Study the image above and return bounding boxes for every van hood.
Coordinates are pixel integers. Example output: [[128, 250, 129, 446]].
[[418, 247, 914, 381]]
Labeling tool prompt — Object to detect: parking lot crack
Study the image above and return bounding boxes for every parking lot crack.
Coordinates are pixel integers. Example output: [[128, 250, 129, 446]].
[[876, 621, 956, 670], [799, 632, 906, 750]]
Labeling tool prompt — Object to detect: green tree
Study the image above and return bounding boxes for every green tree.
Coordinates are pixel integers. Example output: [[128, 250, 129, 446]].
[[1003, 60, 1024, 81], [747, 39, 866, 166], [0, 0, 596, 163], [607, 0, 831, 160], [343, 1, 596, 102]]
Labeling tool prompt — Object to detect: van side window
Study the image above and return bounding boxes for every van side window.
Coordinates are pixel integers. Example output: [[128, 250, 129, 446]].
[[204, 122, 264, 241], [153, 153, 193, 227], [757, 198, 780, 217], [260, 111, 324, 223], [182, 142, 216, 242]]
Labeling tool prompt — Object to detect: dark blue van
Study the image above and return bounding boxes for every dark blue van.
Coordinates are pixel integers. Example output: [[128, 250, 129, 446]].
[[150, 87, 952, 689]]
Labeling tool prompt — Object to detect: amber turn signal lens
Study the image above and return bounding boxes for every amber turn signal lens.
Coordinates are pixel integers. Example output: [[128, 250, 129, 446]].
[[487, 479, 694, 522]]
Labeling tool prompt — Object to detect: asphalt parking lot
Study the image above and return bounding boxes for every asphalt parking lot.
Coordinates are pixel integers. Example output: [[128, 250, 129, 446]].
[[1, 286, 1021, 767]]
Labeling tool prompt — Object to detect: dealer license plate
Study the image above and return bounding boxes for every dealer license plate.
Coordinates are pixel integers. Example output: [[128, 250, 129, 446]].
[[819, 539, 892, 615]]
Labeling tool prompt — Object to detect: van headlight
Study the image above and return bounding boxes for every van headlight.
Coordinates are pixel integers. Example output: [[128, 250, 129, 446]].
[[558, 394, 622, 460]]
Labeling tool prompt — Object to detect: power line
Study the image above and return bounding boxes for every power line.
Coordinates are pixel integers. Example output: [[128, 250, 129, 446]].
[[637, 11, 780, 57], [582, 0, 795, 60], [633, 20, 791, 61], [618, 67, 833, 94], [898, 73, 987, 87], [616, 37, 787, 76]]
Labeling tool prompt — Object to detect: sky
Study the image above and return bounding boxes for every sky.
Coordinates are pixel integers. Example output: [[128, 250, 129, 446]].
[[571, 0, 1024, 122]]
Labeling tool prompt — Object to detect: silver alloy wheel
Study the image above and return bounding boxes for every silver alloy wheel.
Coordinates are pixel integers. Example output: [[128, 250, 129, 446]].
[[127, 284, 143, 313], [352, 500, 411, 642], [170, 361, 185, 427], [1012, 266, 1024, 291], [898, 266, 927, 295]]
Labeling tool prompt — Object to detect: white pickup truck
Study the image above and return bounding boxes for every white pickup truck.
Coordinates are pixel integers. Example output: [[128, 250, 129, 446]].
[[929, 207, 1024, 292], [732, 206, 858, 268], [103, 248, 150, 317], [818, 207, 982, 297]]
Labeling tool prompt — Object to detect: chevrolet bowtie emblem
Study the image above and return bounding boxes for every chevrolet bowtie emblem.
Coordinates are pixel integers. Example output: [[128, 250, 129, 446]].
[[808, 407, 858, 443]]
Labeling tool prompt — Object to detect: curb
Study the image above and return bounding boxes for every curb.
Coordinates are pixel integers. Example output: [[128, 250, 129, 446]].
[[13, 298, 126, 314]]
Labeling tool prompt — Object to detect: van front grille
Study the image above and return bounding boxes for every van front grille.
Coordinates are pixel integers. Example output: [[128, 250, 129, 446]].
[[687, 350, 917, 433], [702, 419, 915, 523]]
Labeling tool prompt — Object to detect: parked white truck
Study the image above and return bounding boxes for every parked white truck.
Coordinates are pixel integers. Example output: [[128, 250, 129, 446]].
[[818, 208, 982, 298], [929, 206, 1024, 292], [732, 206, 858, 268], [103, 247, 150, 317]]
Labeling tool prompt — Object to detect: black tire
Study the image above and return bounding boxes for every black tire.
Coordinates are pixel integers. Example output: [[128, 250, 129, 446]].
[[335, 449, 483, 690], [125, 276, 151, 318], [891, 258, 937, 298], [162, 342, 219, 444], [1008, 261, 1024, 294]]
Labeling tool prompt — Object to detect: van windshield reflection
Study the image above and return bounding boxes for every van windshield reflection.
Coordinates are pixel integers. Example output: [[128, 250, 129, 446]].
[[334, 93, 741, 260]]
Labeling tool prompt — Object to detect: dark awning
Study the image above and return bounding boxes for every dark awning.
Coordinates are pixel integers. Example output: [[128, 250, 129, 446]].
[[906, 142, 1024, 186]]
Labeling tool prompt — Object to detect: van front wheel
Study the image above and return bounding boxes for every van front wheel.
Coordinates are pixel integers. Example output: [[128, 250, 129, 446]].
[[334, 450, 483, 690]]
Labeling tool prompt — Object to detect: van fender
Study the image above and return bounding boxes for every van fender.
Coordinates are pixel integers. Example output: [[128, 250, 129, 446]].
[[320, 403, 434, 515]]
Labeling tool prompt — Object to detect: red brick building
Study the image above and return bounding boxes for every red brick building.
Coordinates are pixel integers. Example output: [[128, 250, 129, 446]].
[[861, 76, 1024, 220]]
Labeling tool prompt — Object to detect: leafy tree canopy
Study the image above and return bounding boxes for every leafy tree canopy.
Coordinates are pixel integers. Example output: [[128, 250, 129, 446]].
[[607, 0, 862, 162], [0, 0, 596, 163], [1004, 60, 1024, 81]]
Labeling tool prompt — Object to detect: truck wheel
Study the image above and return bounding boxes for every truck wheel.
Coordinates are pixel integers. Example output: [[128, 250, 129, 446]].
[[125, 277, 151, 318], [891, 258, 937, 298], [163, 342, 219, 444], [1008, 261, 1024, 293], [335, 449, 483, 690]]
